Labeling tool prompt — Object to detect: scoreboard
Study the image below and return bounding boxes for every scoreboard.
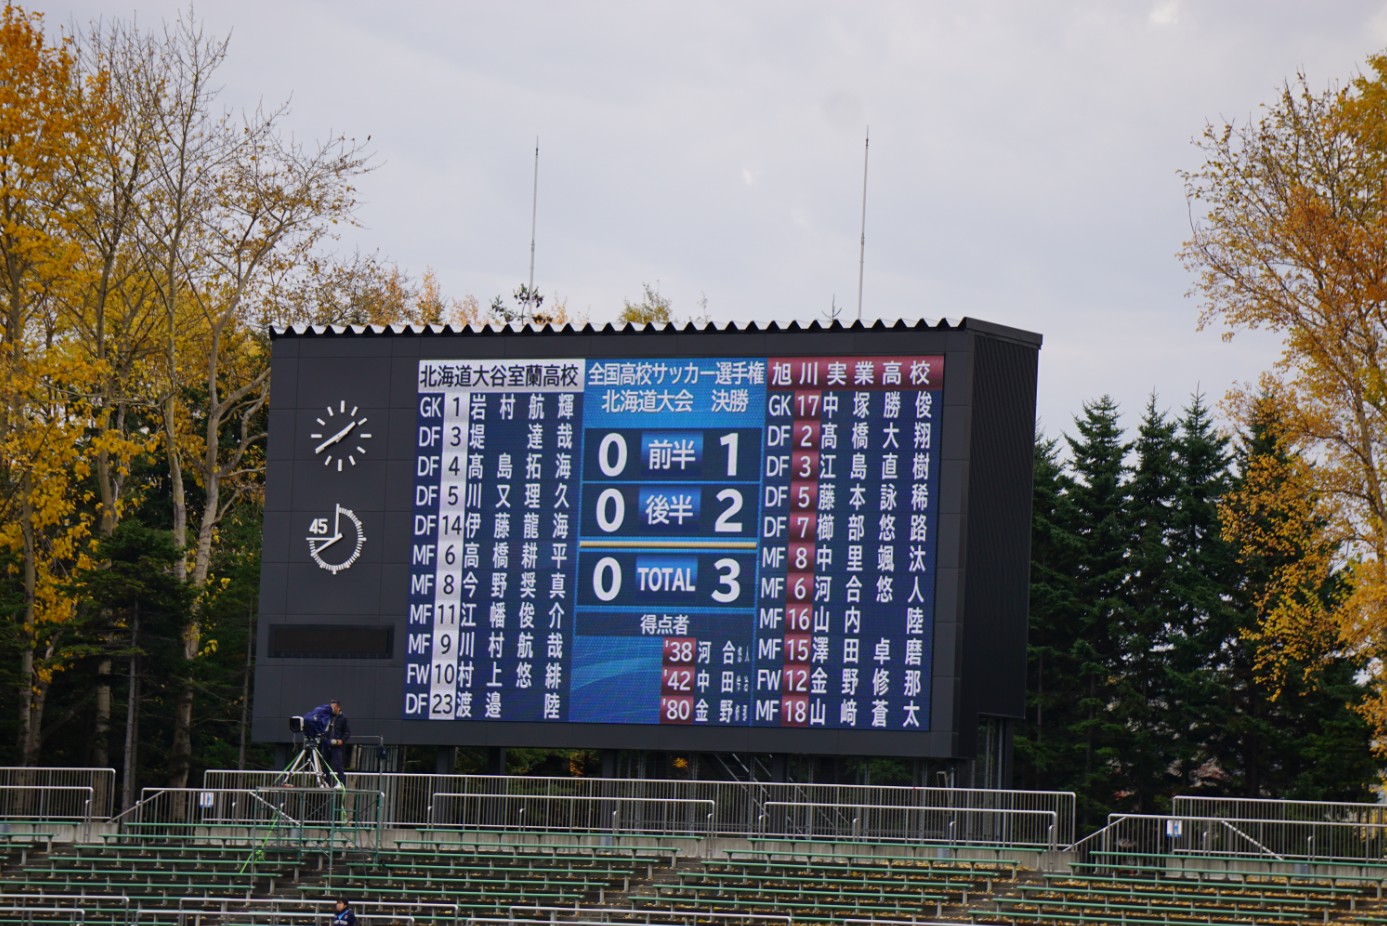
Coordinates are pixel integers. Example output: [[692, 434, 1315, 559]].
[[407, 354, 941, 731], [255, 320, 1040, 760]]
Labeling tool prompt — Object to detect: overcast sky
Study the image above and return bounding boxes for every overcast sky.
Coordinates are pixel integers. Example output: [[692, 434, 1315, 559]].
[[37, 1, 1387, 438]]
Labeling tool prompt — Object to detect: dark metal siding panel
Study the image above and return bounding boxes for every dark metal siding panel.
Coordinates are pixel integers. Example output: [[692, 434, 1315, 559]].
[[255, 318, 1042, 757], [961, 336, 1037, 740]]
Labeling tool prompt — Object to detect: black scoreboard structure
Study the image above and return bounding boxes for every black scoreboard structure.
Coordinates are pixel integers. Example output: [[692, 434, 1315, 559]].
[[254, 317, 1042, 780]]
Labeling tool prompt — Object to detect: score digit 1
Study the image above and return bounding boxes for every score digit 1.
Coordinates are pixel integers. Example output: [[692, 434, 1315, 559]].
[[660, 636, 695, 725]]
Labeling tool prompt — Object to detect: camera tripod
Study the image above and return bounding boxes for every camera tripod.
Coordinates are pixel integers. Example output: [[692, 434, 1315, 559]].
[[245, 736, 351, 872], [274, 736, 344, 789]]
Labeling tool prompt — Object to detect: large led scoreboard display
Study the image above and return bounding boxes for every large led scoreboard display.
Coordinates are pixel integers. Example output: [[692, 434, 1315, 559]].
[[254, 319, 1041, 759]]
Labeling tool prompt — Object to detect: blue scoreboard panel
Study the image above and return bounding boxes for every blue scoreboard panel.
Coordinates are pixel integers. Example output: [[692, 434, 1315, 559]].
[[405, 355, 943, 733]]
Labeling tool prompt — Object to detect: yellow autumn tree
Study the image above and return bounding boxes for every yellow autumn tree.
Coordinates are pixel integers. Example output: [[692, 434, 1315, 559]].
[[61, 17, 179, 766], [1219, 388, 1348, 687], [0, 2, 110, 761], [124, 9, 374, 787], [618, 281, 674, 326], [264, 258, 496, 329], [1182, 54, 1387, 748]]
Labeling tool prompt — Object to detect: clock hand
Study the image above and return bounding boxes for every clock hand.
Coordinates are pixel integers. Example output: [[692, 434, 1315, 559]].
[[310, 532, 343, 554], [315, 420, 357, 454]]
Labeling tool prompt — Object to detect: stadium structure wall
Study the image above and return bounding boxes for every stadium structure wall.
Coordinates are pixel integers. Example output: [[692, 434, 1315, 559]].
[[253, 317, 1041, 761]]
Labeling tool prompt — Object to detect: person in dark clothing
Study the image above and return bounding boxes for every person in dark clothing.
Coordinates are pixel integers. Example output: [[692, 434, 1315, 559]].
[[332, 898, 357, 926], [324, 698, 351, 788]]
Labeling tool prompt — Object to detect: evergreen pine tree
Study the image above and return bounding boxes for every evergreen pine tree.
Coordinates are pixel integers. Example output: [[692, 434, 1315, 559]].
[[1167, 393, 1237, 795], [1015, 433, 1082, 791], [1063, 396, 1133, 826], [1113, 395, 1182, 812]]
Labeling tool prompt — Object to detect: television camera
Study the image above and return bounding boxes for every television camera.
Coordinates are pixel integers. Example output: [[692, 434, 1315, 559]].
[[288, 713, 324, 741], [276, 704, 340, 788]]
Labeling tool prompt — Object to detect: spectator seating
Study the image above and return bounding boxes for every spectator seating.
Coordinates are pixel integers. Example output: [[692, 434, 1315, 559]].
[[5, 829, 1387, 926], [977, 868, 1387, 925]]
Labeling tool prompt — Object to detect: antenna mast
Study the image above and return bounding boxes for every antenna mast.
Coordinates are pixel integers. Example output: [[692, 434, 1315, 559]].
[[528, 137, 539, 291], [857, 127, 869, 323]]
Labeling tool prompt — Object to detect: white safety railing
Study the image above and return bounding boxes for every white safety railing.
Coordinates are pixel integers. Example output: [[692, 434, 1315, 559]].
[[491, 911, 1005, 926], [760, 800, 1059, 851], [0, 893, 128, 920], [0, 905, 86, 924], [1070, 812, 1387, 869], [153, 910, 405, 926], [203, 769, 1077, 844], [0, 887, 127, 925], [1175, 794, 1387, 827], [484, 907, 792, 926], [173, 896, 457, 926], [844, 921, 1006, 926], [0, 784, 95, 828], [112, 787, 385, 854], [428, 792, 716, 837], [0, 767, 115, 819]]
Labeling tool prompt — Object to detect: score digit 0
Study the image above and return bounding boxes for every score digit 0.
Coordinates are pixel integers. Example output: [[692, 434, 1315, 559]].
[[591, 556, 742, 604], [596, 430, 746, 479]]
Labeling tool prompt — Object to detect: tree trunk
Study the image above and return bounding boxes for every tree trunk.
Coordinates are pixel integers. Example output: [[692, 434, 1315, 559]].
[[164, 386, 194, 788], [92, 413, 120, 771], [24, 682, 47, 767], [170, 638, 195, 788], [17, 488, 39, 765], [238, 604, 253, 770], [168, 337, 226, 789], [93, 657, 111, 767], [121, 605, 139, 811]]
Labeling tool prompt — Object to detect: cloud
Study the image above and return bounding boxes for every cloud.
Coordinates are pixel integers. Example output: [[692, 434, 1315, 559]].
[[41, 0, 1387, 433], [1150, 1, 1181, 25]]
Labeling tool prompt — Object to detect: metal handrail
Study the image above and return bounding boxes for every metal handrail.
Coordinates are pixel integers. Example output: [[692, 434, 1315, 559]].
[[0, 906, 85, 924], [159, 912, 406, 926], [761, 800, 1060, 851], [1175, 794, 1387, 821], [0, 784, 95, 823], [175, 896, 456, 926], [249, 789, 304, 828], [428, 792, 716, 836], [493, 907, 792, 926], [1212, 817, 1284, 861], [203, 768, 1077, 842], [0, 767, 115, 819], [1068, 812, 1387, 865], [846, 921, 1004, 926]]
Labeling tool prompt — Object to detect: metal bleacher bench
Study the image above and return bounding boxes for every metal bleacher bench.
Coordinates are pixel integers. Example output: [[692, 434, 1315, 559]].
[[738, 839, 1022, 872], [1074, 852, 1387, 896]]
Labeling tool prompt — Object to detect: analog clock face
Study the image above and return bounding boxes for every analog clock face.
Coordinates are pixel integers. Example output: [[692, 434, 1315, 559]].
[[307, 503, 366, 575], [310, 401, 372, 471]]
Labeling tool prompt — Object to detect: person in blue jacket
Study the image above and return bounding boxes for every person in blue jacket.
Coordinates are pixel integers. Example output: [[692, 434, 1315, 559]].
[[324, 699, 352, 788], [332, 898, 357, 926]]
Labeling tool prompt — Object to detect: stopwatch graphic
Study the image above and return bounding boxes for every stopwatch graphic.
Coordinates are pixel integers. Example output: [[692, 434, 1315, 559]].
[[307, 503, 366, 575], [310, 401, 372, 472]]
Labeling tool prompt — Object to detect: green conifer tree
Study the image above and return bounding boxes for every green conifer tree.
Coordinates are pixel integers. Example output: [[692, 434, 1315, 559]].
[[1113, 395, 1182, 812], [1166, 394, 1238, 796], [1016, 434, 1082, 791], [1063, 396, 1133, 826]]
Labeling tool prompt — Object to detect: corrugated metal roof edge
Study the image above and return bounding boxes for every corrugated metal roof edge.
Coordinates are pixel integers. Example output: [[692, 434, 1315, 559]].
[[268, 316, 1043, 346]]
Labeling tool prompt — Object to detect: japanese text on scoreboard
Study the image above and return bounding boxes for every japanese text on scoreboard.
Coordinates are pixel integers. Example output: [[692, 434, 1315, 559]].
[[405, 354, 943, 731]]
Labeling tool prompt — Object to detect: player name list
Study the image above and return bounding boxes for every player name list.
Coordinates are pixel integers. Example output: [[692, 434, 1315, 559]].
[[404, 354, 944, 732]]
